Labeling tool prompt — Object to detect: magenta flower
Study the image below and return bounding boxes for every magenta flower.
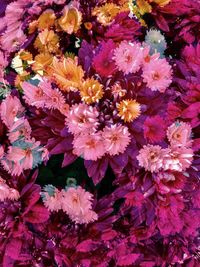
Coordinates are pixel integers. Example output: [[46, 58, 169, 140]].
[[143, 115, 166, 143]]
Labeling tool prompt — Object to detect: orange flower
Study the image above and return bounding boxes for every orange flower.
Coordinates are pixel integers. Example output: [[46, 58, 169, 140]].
[[19, 51, 33, 61], [32, 53, 53, 75], [58, 6, 82, 34], [153, 0, 171, 6], [92, 3, 122, 26], [80, 78, 104, 104], [48, 57, 84, 92], [29, 20, 38, 34], [117, 99, 141, 122], [38, 9, 56, 30], [34, 29, 60, 53]]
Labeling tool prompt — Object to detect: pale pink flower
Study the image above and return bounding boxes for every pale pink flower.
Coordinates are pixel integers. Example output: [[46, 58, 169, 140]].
[[0, 95, 25, 128], [8, 118, 32, 143], [1, 159, 22, 176], [8, 188, 20, 201], [137, 144, 169, 173], [142, 57, 172, 93], [72, 132, 105, 161], [22, 81, 46, 108], [102, 124, 131, 156], [113, 41, 143, 75], [66, 103, 99, 135], [0, 146, 4, 159], [167, 121, 192, 148], [61, 186, 98, 224], [163, 146, 193, 172], [43, 189, 63, 212]]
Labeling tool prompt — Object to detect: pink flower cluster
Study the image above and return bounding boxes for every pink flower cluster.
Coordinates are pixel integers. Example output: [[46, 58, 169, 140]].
[[137, 121, 193, 172], [0, 177, 19, 201], [113, 41, 172, 93], [42, 185, 98, 224], [0, 95, 48, 175]]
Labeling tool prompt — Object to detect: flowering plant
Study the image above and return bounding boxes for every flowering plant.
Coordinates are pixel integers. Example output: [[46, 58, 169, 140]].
[[0, 0, 199, 266]]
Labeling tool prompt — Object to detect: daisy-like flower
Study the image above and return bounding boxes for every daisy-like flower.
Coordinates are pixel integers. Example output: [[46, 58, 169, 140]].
[[42, 185, 63, 212], [137, 144, 169, 173], [66, 103, 99, 135], [113, 41, 143, 75], [167, 121, 192, 148], [72, 132, 105, 161], [142, 57, 172, 93], [32, 53, 53, 75], [143, 115, 166, 143], [58, 5, 82, 34], [117, 99, 141, 122], [48, 56, 84, 92], [163, 146, 193, 172], [80, 78, 104, 104], [34, 29, 60, 54], [61, 186, 98, 224], [102, 124, 131, 156]]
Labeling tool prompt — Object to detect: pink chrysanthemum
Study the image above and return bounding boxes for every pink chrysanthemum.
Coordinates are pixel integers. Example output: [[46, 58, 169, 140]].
[[72, 132, 105, 161], [113, 41, 143, 75], [167, 121, 192, 148], [0, 95, 25, 128], [8, 118, 32, 143], [142, 57, 172, 92], [137, 144, 169, 173], [93, 40, 116, 77], [143, 115, 166, 143], [142, 45, 160, 65], [22, 81, 46, 108], [66, 103, 99, 135], [43, 189, 63, 212], [62, 186, 98, 224], [102, 124, 131, 156], [163, 146, 193, 172]]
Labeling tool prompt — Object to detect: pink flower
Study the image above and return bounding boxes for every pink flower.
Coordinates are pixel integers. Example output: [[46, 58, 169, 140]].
[[142, 45, 160, 65], [39, 80, 66, 110], [8, 118, 32, 143], [113, 41, 143, 75], [66, 103, 99, 135], [93, 40, 116, 77], [61, 186, 98, 224], [0, 177, 19, 201], [0, 95, 25, 128], [102, 124, 131, 156], [137, 145, 169, 173], [43, 189, 63, 212], [167, 121, 192, 147], [163, 146, 193, 172], [143, 115, 166, 143], [22, 81, 46, 108], [72, 132, 105, 161], [142, 57, 172, 92]]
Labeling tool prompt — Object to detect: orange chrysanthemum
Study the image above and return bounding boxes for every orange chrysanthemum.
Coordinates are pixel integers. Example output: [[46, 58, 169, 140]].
[[48, 57, 84, 92], [32, 53, 53, 75], [58, 6, 82, 34], [80, 78, 104, 104], [19, 51, 33, 61], [117, 99, 141, 122], [92, 3, 127, 26], [38, 9, 56, 30], [34, 29, 60, 54]]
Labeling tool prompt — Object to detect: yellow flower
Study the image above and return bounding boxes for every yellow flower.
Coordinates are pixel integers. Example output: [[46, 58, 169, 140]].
[[58, 6, 82, 34], [38, 9, 56, 30], [34, 29, 60, 53], [80, 78, 104, 104], [32, 53, 53, 75], [92, 4, 122, 26], [136, 0, 152, 15], [117, 99, 141, 122], [48, 56, 84, 92]]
